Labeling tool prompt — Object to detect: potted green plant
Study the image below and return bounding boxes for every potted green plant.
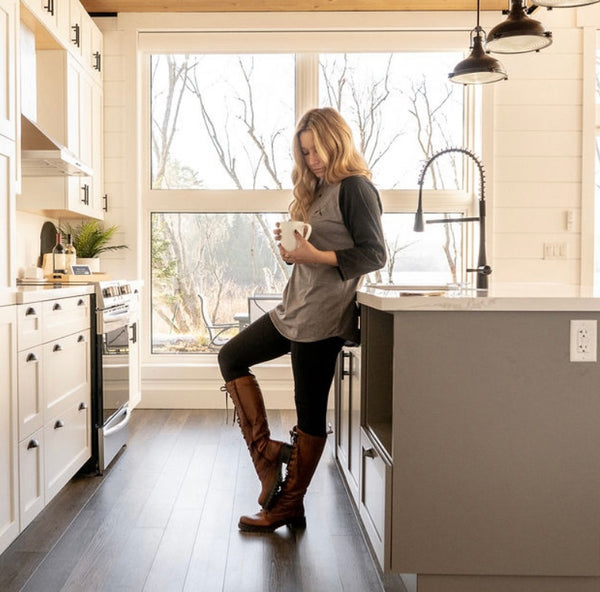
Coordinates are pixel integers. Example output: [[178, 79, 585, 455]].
[[60, 220, 128, 272]]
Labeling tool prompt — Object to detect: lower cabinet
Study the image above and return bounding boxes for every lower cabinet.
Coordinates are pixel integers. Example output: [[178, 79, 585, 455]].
[[15, 294, 91, 536], [18, 429, 44, 530], [44, 398, 90, 502], [335, 347, 361, 502], [359, 427, 392, 572], [334, 344, 393, 572], [0, 305, 18, 555]]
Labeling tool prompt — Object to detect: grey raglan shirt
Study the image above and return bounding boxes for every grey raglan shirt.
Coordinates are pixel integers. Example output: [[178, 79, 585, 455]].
[[270, 175, 386, 344]]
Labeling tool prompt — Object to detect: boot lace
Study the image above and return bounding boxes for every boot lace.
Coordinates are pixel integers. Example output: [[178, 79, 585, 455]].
[[220, 384, 237, 426]]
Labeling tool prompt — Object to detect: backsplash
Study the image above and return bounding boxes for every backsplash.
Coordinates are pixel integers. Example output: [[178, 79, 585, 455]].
[[15, 211, 58, 278]]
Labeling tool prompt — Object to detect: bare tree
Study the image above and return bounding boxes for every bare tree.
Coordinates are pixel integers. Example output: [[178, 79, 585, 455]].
[[405, 77, 459, 282]]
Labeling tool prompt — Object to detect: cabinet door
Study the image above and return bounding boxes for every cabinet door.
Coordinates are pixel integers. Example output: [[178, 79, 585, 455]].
[[89, 18, 103, 81], [0, 0, 16, 141], [18, 429, 44, 530], [68, 0, 85, 59], [21, 0, 69, 42], [90, 81, 104, 218], [0, 134, 15, 288], [0, 305, 18, 555], [44, 397, 90, 503], [18, 346, 44, 439], [336, 347, 361, 502]]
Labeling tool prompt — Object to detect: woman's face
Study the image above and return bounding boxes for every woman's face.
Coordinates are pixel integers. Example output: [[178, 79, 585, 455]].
[[299, 130, 326, 179]]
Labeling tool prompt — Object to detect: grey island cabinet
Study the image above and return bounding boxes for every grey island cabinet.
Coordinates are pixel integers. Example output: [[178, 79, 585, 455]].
[[336, 285, 600, 592]]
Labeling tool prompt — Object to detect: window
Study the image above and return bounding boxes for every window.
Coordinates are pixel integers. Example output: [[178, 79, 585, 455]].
[[144, 33, 474, 355]]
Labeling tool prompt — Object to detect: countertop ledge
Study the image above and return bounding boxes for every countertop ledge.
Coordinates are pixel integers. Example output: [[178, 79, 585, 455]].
[[358, 284, 600, 312], [1, 284, 95, 306]]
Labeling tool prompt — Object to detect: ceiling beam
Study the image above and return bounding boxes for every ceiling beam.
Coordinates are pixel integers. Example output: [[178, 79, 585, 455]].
[[81, 1, 508, 13]]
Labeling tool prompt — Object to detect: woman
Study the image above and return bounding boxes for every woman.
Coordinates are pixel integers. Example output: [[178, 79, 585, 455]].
[[218, 107, 386, 533]]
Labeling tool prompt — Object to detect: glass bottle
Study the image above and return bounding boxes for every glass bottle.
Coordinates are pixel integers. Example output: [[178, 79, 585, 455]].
[[52, 233, 66, 274], [65, 233, 77, 272]]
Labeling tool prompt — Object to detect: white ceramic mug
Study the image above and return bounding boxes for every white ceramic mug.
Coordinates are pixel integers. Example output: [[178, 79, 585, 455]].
[[279, 220, 312, 252]]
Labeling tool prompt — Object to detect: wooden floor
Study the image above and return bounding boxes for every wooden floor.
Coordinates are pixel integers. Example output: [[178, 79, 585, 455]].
[[0, 409, 405, 592]]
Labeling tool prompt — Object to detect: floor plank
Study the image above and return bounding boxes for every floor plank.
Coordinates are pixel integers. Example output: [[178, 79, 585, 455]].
[[0, 409, 404, 592]]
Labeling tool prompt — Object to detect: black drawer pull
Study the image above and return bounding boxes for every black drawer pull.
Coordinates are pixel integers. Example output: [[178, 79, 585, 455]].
[[77, 298, 85, 306], [54, 420, 64, 429], [25, 306, 37, 316], [52, 303, 62, 311], [53, 344, 63, 352], [26, 352, 39, 362], [94, 51, 102, 72], [77, 335, 86, 342], [363, 448, 376, 459], [27, 439, 40, 450], [78, 402, 88, 411]]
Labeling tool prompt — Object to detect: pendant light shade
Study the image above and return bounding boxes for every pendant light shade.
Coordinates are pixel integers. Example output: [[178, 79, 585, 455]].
[[486, 0, 552, 54], [449, 30, 508, 85], [533, 0, 599, 5], [449, 1, 507, 86]]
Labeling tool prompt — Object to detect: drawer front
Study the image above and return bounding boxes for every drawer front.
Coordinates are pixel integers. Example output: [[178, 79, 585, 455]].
[[360, 429, 391, 571], [43, 330, 90, 418], [44, 399, 91, 503], [42, 296, 90, 343], [18, 429, 45, 530], [17, 346, 44, 440], [17, 303, 42, 351]]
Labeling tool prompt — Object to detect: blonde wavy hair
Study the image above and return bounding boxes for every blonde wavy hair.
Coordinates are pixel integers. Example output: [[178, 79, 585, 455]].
[[290, 108, 372, 221]]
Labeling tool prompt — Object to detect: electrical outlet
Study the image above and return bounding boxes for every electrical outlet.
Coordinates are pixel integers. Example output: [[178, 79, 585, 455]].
[[570, 319, 597, 362]]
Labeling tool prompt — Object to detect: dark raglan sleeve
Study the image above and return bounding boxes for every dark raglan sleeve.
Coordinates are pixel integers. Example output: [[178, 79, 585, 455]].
[[335, 176, 387, 281]]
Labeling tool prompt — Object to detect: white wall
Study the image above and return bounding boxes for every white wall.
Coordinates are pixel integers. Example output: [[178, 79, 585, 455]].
[[490, 9, 587, 295], [93, 8, 598, 408]]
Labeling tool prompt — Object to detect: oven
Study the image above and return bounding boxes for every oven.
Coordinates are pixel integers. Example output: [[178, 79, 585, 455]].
[[91, 280, 139, 473]]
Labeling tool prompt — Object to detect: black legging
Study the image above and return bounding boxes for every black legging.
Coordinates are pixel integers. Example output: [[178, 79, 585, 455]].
[[218, 314, 344, 437]]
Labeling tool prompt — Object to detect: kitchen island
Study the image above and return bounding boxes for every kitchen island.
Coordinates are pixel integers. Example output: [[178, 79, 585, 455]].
[[349, 285, 600, 592]]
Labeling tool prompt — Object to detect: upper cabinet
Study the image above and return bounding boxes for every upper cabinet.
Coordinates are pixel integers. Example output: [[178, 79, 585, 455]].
[[0, 0, 17, 142], [21, 0, 102, 80], [0, 0, 17, 289], [18, 0, 104, 219], [20, 0, 69, 47]]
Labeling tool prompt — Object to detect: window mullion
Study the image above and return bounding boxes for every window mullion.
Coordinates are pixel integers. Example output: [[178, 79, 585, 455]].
[[295, 53, 319, 120]]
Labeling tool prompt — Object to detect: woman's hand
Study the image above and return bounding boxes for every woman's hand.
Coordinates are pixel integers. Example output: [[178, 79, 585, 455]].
[[277, 230, 338, 267]]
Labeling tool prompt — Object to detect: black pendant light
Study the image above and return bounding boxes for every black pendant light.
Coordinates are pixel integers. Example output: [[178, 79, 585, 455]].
[[533, 0, 599, 5], [486, 0, 552, 54], [449, 0, 508, 85]]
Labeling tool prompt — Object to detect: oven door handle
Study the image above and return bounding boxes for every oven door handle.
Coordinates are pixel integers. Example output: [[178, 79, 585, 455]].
[[103, 405, 131, 437]]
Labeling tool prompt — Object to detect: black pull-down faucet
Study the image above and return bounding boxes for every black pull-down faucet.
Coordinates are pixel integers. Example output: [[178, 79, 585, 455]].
[[413, 147, 492, 291]]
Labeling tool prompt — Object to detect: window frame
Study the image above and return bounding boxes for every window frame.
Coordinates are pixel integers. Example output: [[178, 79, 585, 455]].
[[138, 24, 481, 366]]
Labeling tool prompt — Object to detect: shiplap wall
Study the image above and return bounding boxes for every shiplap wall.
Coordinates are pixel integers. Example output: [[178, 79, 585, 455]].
[[490, 9, 586, 295]]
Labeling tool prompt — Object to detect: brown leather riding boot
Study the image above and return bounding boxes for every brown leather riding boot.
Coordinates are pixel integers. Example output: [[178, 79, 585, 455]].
[[225, 375, 291, 508], [238, 426, 326, 533]]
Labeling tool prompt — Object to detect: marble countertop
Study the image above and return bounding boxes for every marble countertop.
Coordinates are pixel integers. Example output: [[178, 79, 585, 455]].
[[357, 283, 600, 312], [0, 283, 95, 306]]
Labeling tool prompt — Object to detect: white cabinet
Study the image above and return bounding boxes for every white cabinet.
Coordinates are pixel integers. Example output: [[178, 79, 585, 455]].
[[0, 0, 17, 141], [15, 294, 91, 531], [20, 0, 69, 44], [20, 49, 103, 219], [0, 134, 16, 287], [0, 0, 16, 288], [0, 305, 18, 555]]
